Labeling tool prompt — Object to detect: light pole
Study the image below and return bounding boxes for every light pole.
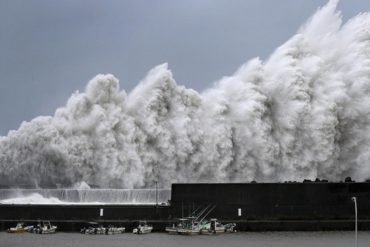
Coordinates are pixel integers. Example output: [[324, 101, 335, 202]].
[[351, 197, 357, 247], [155, 180, 158, 207]]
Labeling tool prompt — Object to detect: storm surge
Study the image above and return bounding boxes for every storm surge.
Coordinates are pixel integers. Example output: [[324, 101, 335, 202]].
[[1, 0, 370, 188]]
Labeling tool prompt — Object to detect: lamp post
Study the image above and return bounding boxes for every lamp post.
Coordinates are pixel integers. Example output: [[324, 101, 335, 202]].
[[351, 197, 357, 247], [155, 180, 158, 207]]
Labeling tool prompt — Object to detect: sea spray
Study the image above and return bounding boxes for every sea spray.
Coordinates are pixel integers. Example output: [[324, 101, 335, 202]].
[[1, 0, 370, 188], [0, 189, 171, 204]]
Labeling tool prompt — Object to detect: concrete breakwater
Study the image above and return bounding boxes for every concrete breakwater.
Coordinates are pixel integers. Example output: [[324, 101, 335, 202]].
[[0, 204, 172, 232], [1, 182, 370, 231]]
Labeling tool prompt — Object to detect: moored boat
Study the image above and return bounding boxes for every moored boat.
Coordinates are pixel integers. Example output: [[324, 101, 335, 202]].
[[7, 222, 31, 233], [175, 217, 203, 235], [32, 221, 57, 234], [165, 227, 178, 234], [165, 223, 179, 234], [133, 221, 153, 234], [94, 225, 106, 234], [80, 222, 125, 234], [80, 222, 99, 234], [200, 218, 225, 235], [166, 204, 217, 235], [224, 223, 237, 233], [106, 225, 125, 234], [165, 218, 185, 234]]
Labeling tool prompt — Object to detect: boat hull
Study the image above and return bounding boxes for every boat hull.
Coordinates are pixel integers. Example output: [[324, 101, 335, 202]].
[[200, 229, 225, 235], [177, 229, 200, 235], [165, 227, 178, 234], [106, 227, 125, 234], [7, 228, 27, 233], [133, 227, 153, 234], [39, 228, 57, 234]]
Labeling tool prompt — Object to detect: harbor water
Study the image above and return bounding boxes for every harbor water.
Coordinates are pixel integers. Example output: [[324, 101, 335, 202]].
[[1, 232, 370, 247]]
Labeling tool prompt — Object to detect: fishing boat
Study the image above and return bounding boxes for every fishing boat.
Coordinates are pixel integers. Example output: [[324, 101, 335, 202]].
[[200, 218, 226, 235], [166, 204, 217, 235], [176, 217, 203, 235], [7, 222, 32, 233], [133, 221, 153, 234], [80, 222, 125, 234], [80, 222, 99, 234], [224, 223, 237, 233], [32, 221, 57, 234], [93, 225, 107, 234], [106, 225, 125, 234], [165, 218, 202, 234], [165, 221, 180, 234], [165, 218, 199, 235]]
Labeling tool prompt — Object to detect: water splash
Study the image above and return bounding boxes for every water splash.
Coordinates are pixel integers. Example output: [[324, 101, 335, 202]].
[[0, 189, 171, 204], [1, 1, 370, 188]]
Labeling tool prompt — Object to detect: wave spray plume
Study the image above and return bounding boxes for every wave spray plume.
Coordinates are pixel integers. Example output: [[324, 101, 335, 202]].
[[1, 0, 370, 188]]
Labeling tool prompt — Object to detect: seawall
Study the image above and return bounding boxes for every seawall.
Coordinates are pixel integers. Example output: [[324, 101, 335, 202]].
[[1, 182, 370, 231]]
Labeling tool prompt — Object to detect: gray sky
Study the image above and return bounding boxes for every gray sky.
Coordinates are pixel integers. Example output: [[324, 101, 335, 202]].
[[0, 0, 368, 135]]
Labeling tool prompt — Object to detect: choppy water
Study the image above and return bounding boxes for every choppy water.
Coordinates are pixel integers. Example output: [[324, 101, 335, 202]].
[[1, 232, 369, 247]]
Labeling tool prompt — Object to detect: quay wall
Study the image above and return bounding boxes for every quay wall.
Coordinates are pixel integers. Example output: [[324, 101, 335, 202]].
[[0, 204, 172, 231], [170, 182, 370, 221], [1, 182, 370, 231]]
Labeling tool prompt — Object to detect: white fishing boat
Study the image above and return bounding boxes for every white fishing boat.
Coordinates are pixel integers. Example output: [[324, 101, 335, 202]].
[[165, 227, 178, 234], [133, 221, 153, 234], [165, 218, 194, 234], [166, 204, 217, 235], [94, 225, 106, 234], [80, 222, 99, 234], [176, 217, 203, 235], [165, 222, 179, 234], [106, 225, 125, 234], [224, 223, 237, 233], [80, 222, 125, 234], [200, 219, 226, 235], [7, 222, 31, 233], [33, 221, 57, 234]]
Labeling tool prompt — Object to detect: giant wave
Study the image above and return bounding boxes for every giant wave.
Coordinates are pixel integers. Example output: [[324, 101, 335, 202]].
[[1, 0, 370, 188]]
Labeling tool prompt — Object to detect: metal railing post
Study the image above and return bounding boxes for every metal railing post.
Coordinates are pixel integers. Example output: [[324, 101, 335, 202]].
[[351, 197, 358, 247]]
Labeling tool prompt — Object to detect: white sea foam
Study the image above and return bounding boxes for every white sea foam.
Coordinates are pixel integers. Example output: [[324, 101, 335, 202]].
[[0, 193, 64, 204], [1, 1, 370, 188], [0, 189, 171, 204]]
